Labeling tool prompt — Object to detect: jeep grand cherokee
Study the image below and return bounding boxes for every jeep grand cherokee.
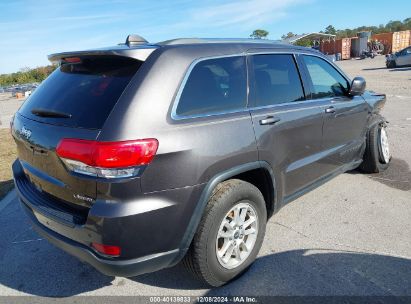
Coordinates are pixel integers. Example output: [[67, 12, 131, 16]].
[[11, 35, 390, 286]]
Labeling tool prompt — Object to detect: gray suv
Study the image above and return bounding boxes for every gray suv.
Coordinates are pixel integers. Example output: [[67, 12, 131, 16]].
[[11, 35, 390, 286]]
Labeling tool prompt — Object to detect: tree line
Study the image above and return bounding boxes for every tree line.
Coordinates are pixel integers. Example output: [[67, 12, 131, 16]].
[[251, 18, 411, 42], [281, 18, 411, 43], [323, 18, 411, 38], [0, 65, 56, 87]]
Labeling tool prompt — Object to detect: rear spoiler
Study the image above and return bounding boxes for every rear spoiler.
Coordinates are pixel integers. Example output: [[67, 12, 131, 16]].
[[48, 45, 158, 64]]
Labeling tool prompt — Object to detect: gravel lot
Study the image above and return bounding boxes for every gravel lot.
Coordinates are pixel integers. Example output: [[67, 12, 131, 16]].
[[0, 56, 410, 298]]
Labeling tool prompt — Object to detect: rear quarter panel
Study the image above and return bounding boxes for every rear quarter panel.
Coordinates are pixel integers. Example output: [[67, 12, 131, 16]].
[[98, 45, 258, 193]]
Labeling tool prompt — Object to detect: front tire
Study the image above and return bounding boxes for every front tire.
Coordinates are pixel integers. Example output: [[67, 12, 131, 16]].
[[183, 179, 267, 287], [360, 117, 391, 173]]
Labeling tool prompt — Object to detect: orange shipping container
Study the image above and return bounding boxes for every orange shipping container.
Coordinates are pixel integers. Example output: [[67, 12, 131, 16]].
[[393, 30, 411, 52], [372, 32, 392, 54], [372, 30, 411, 54], [320, 38, 351, 60]]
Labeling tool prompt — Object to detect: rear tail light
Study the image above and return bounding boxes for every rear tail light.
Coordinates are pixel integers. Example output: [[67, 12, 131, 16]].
[[56, 138, 158, 178], [92, 243, 121, 256]]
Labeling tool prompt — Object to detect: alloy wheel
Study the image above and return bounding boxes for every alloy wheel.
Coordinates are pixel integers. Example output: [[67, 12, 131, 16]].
[[215, 202, 259, 269]]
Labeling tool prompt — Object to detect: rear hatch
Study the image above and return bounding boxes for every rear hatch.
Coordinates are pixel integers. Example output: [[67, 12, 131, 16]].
[[13, 55, 143, 208]]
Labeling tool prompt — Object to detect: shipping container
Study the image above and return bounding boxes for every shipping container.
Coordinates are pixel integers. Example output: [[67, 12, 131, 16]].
[[351, 37, 368, 57], [357, 31, 371, 40], [372, 32, 393, 54], [320, 38, 351, 60], [372, 30, 411, 54], [393, 30, 411, 52]]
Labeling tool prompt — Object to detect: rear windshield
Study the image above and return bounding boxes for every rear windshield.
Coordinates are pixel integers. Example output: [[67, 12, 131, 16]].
[[19, 56, 142, 129]]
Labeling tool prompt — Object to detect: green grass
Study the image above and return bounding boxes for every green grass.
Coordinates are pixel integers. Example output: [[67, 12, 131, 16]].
[[0, 128, 16, 199]]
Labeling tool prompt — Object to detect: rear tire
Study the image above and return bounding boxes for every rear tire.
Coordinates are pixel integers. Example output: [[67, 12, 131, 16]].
[[360, 117, 391, 173], [183, 179, 267, 287]]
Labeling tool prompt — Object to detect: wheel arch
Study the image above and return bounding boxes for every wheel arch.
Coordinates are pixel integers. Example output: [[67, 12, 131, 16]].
[[171, 161, 277, 265], [367, 113, 387, 130], [227, 165, 276, 218]]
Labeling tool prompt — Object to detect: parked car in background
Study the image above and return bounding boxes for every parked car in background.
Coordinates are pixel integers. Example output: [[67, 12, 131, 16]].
[[11, 35, 390, 287], [11, 87, 23, 97], [8, 84, 37, 98], [386, 46, 411, 68]]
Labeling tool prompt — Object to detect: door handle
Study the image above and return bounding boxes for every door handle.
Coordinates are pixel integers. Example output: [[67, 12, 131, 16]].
[[325, 106, 336, 114], [259, 116, 281, 125]]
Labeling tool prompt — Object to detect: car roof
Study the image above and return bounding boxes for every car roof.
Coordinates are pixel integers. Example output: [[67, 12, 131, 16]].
[[158, 37, 282, 46], [157, 38, 317, 53], [48, 36, 319, 63]]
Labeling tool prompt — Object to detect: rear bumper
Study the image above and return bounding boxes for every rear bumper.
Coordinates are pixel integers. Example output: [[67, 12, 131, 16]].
[[13, 159, 204, 277], [21, 202, 179, 277]]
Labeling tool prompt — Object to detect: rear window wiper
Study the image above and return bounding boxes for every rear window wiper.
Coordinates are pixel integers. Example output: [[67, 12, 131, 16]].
[[31, 108, 72, 118]]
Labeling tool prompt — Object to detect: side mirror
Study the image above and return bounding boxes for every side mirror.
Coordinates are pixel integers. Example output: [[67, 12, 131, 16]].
[[349, 76, 366, 96]]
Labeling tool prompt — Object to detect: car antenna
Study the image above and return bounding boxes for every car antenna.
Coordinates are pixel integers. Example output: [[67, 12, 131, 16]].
[[124, 34, 148, 46]]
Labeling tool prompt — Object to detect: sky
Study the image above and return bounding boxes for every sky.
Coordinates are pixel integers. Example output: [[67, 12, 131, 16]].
[[0, 0, 410, 74]]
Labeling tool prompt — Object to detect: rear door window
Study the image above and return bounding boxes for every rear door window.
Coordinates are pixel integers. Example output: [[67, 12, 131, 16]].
[[19, 56, 142, 129], [250, 54, 305, 107], [302, 55, 349, 99], [175, 56, 247, 117]]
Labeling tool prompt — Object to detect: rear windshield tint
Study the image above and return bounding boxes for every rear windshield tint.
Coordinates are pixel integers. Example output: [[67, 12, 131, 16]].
[[19, 56, 142, 129]]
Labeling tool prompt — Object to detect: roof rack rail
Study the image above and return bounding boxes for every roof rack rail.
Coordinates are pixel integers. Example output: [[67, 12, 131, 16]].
[[156, 38, 281, 46], [125, 34, 148, 46]]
